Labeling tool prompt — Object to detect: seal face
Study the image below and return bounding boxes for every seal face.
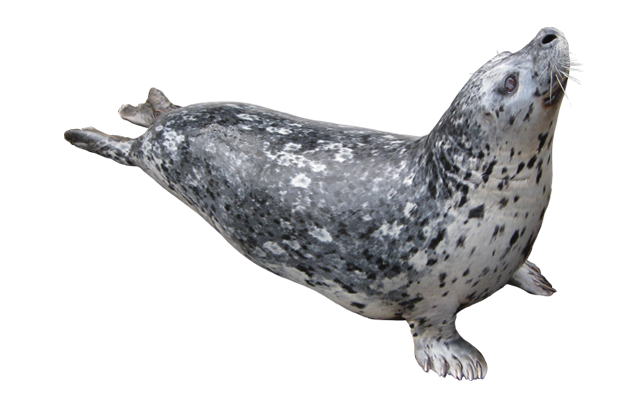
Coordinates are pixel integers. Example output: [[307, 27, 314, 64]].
[[65, 27, 571, 380]]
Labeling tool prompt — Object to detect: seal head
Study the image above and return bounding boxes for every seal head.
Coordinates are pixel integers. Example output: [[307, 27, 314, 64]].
[[65, 28, 570, 380]]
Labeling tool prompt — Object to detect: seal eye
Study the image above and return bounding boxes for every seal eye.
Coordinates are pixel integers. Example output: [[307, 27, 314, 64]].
[[504, 75, 518, 93]]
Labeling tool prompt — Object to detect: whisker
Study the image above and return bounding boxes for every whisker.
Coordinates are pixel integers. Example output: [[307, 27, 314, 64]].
[[556, 68, 581, 85], [549, 63, 553, 102], [555, 73, 573, 107]]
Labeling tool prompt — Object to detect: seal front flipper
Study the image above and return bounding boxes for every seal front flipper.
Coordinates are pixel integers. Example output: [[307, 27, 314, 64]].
[[508, 261, 556, 296], [119, 88, 181, 127], [408, 315, 486, 380], [64, 127, 137, 166]]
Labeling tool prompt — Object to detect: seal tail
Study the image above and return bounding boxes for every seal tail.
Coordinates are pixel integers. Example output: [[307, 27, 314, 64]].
[[64, 127, 137, 166]]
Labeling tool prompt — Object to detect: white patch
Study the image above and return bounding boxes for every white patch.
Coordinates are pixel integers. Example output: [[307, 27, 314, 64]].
[[162, 130, 185, 152], [379, 272, 409, 292], [408, 250, 429, 268], [402, 173, 415, 186], [283, 143, 301, 151], [323, 142, 354, 163], [309, 162, 326, 172], [155, 125, 163, 131], [265, 149, 326, 172], [263, 241, 286, 255], [362, 214, 372, 221], [376, 221, 405, 239], [267, 126, 292, 135], [240, 125, 252, 130], [404, 202, 416, 218], [309, 226, 332, 242], [291, 174, 311, 188], [283, 239, 301, 250], [236, 113, 257, 121]]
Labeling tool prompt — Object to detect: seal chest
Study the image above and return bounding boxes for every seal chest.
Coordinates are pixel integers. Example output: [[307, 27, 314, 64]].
[[65, 27, 570, 380]]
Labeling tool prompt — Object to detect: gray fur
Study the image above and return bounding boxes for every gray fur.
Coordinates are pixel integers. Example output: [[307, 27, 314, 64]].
[[64, 27, 570, 380]]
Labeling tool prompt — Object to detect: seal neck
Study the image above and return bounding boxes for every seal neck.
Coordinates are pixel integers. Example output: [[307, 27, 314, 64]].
[[408, 122, 553, 197]]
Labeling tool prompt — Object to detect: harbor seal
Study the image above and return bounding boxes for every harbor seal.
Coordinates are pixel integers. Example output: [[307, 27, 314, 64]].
[[65, 27, 570, 380]]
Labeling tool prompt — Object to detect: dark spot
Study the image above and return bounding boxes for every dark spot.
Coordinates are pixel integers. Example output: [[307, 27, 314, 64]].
[[482, 160, 498, 183], [376, 257, 389, 271], [296, 264, 314, 277], [456, 236, 466, 248], [428, 181, 437, 198], [498, 198, 508, 209], [428, 229, 446, 250], [359, 225, 377, 239], [517, 162, 525, 174], [521, 234, 535, 258], [491, 224, 505, 240], [427, 258, 438, 266], [333, 278, 357, 294], [439, 272, 447, 282], [468, 204, 485, 219], [400, 295, 424, 311], [346, 262, 363, 273], [527, 155, 537, 169], [523, 103, 534, 122], [537, 132, 549, 152], [350, 302, 366, 309], [509, 230, 519, 246]]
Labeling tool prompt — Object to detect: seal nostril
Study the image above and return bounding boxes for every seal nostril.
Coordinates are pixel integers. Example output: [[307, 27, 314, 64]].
[[541, 34, 557, 45]]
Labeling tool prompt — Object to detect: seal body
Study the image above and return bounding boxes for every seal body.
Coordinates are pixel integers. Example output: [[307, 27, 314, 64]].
[[65, 27, 570, 380]]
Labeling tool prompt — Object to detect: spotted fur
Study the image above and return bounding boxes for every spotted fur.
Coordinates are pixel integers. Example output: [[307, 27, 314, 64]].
[[65, 27, 570, 380]]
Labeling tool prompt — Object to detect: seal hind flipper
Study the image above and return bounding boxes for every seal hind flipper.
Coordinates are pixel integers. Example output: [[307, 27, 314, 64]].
[[119, 88, 181, 127], [508, 261, 556, 296], [64, 127, 137, 166]]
